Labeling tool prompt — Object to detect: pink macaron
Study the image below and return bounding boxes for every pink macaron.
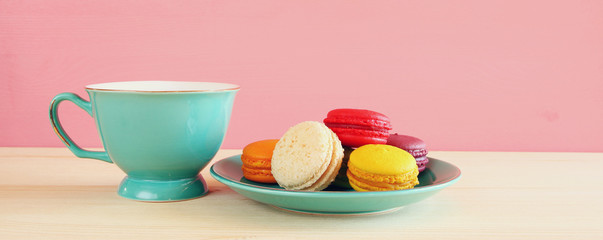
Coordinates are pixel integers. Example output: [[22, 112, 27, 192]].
[[386, 133, 429, 172]]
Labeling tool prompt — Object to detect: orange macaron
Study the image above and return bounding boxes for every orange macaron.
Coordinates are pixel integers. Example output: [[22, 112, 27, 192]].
[[241, 139, 279, 183]]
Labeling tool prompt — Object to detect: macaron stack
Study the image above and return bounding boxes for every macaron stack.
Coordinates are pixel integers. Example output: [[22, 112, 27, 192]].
[[240, 108, 429, 192], [323, 108, 429, 190]]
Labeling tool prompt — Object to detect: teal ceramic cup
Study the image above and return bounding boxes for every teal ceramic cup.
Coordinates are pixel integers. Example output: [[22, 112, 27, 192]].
[[49, 81, 239, 201]]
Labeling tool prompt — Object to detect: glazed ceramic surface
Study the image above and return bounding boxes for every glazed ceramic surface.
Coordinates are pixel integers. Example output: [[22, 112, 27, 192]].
[[210, 155, 461, 215], [50, 81, 239, 201]]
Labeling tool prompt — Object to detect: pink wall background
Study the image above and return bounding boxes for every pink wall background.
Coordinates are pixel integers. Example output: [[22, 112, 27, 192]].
[[1, 1, 602, 152]]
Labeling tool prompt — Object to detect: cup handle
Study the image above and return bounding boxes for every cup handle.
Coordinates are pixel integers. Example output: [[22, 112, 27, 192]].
[[49, 93, 112, 163]]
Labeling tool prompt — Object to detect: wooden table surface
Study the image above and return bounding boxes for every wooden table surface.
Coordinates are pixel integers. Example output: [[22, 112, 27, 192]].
[[1, 147, 602, 239]]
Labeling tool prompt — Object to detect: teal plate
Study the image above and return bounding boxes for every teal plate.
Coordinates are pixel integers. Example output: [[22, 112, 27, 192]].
[[210, 155, 461, 215]]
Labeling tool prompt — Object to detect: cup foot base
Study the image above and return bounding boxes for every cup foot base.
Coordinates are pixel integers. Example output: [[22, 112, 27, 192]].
[[117, 175, 208, 202]]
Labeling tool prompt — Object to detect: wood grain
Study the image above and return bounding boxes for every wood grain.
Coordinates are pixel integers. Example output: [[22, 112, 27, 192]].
[[1, 148, 602, 239]]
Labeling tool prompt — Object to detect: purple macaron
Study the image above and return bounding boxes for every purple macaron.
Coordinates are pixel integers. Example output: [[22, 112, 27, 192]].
[[386, 133, 429, 172]]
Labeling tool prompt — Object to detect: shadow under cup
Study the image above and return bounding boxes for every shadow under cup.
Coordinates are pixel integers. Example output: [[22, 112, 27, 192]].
[[50, 81, 239, 202]]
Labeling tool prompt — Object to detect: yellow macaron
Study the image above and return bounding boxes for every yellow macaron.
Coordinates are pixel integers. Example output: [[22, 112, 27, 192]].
[[347, 144, 419, 191]]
